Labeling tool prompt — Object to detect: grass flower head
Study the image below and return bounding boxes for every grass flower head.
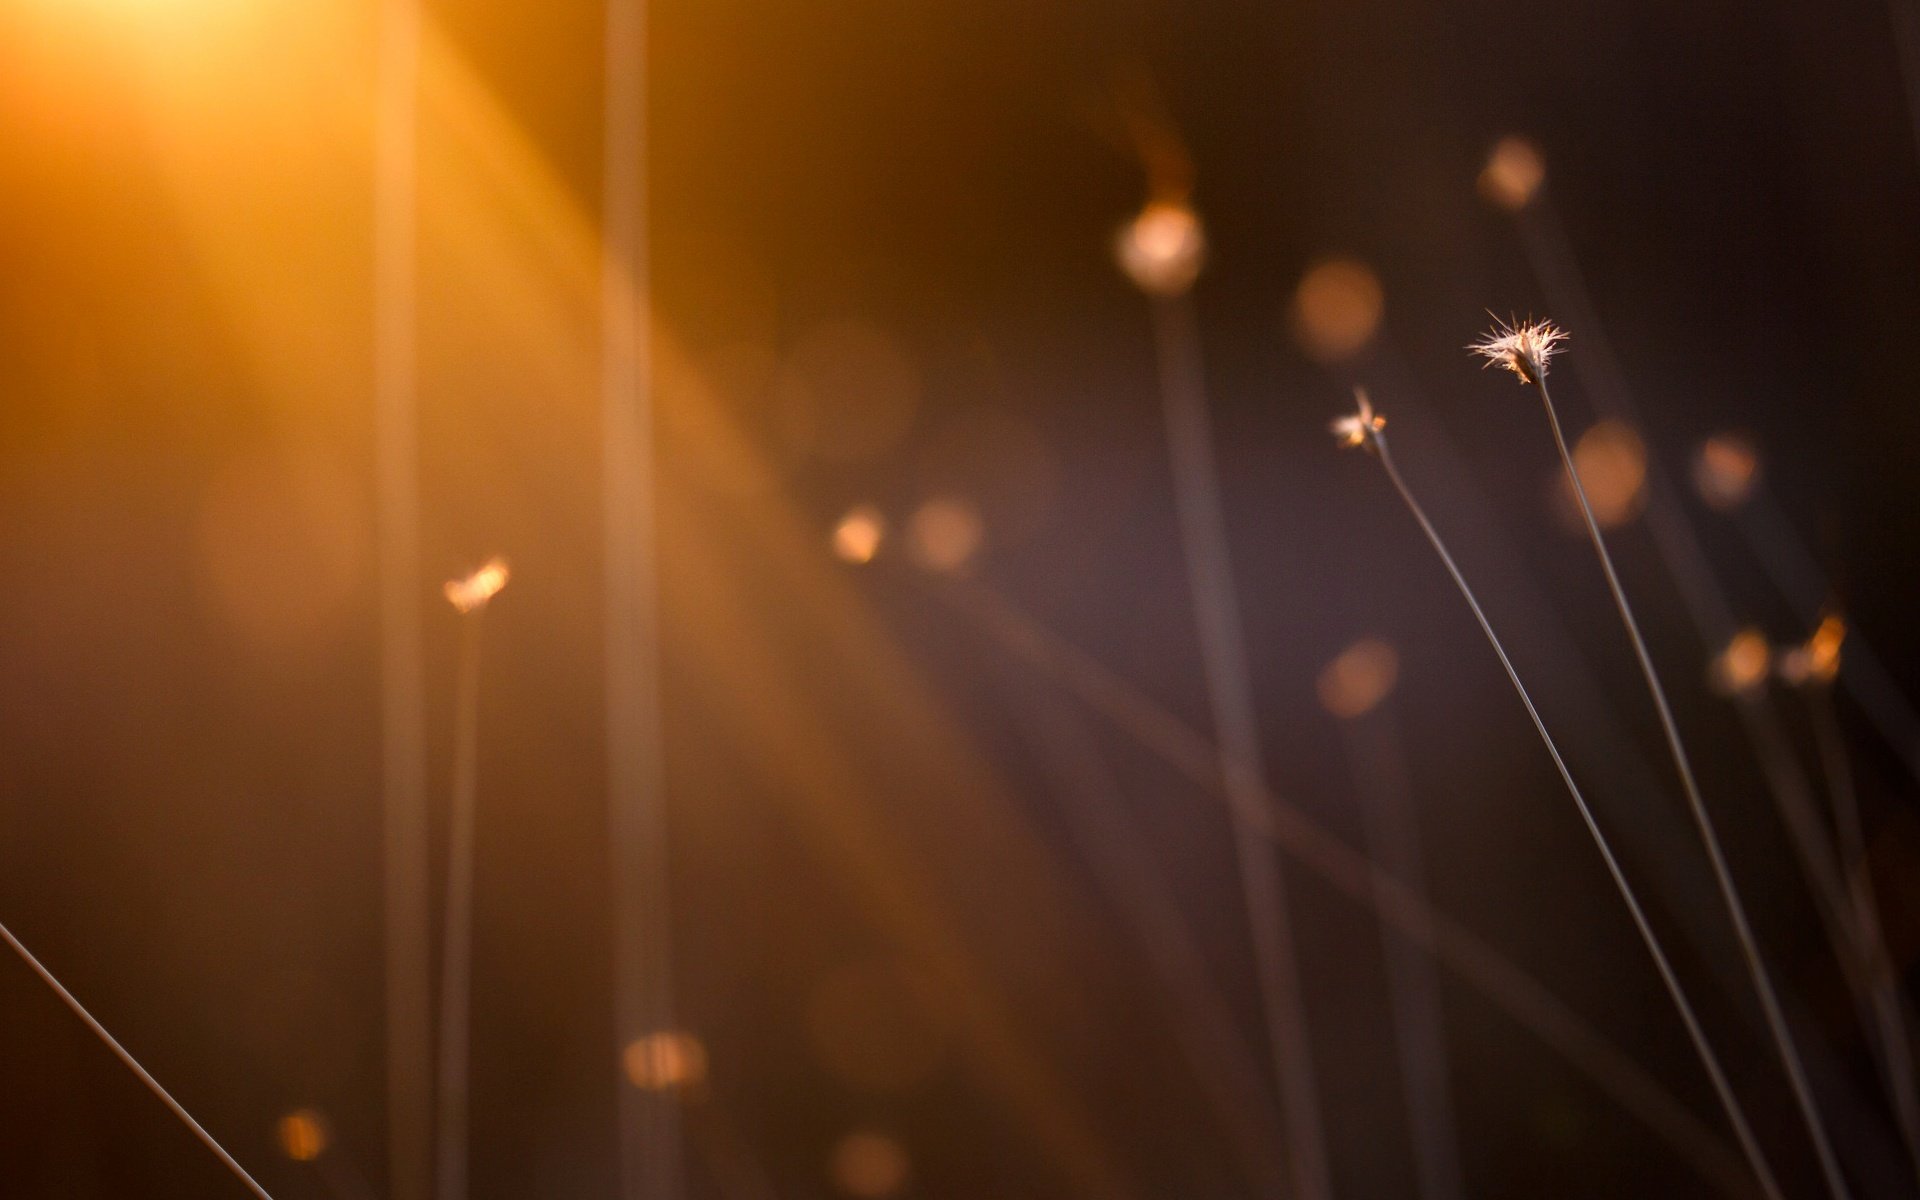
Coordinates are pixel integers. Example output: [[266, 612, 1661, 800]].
[[1469, 318, 1567, 386]]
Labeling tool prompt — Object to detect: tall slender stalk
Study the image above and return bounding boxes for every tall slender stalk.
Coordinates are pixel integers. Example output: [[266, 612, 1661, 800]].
[[1349, 407, 1783, 1200], [1524, 365, 1851, 1199], [1338, 707, 1463, 1200], [435, 609, 485, 1200], [0, 920, 274, 1199], [1504, 193, 1910, 1039], [604, 0, 682, 1192], [1806, 678, 1920, 1180], [1016, 689, 1293, 1196], [374, 0, 431, 1194], [1150, 290, 1332, 1200]]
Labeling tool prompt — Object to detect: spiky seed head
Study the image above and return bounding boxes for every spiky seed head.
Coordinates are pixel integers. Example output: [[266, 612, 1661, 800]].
[[1469, 318, 1567, 385]]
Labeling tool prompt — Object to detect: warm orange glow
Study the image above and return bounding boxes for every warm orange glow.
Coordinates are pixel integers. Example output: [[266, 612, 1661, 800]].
[[1317, 638, 1399, 719], [622, 1030, 709, 1092], [908, 497, 984, 573], [1709, 628, 1771, 697], [1116, 201, 1205, 297], [832, 507, 887, 564], [275, 1109, 330, 1163], [444, 556, 510, 614], [830, 1130, 911, 1198], [1480, 137, 1545, 212], [1558, 420, 1646, 529], [1781, 615, 1846, 685], [1290, 258, 1384, 363], [1693, 433, 1761, 511], [196, 447, 367, 656], [806, 959, 947, 1093]]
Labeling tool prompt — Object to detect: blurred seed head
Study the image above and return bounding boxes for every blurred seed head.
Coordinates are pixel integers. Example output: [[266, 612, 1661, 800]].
[[1479, 137, 1545, 212], [1317, 639, 1400, 719], [622, 1030, 709, 1092], [831, 1130, 911, 1199], [907, 496, 984, 573], [832, 506, 886, 564], [1780, 615, 1845, 686], [1555, 420, 1646, 529], [1330, 388, 1385, 450], [1471, 317, 1566, 385], [1709, 628, 1771, 697], [443, 557, 509, 614], [275, 1109, 330, 1163], [1291, 258, 1385, 363], [1693, 433, 1761, 511], [1116, 201, 1205, 297]]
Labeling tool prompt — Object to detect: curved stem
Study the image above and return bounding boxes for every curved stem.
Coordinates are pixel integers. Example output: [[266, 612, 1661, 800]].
[[1534, 381, 1850, 1199], [1372, 430, 1782, 1200]]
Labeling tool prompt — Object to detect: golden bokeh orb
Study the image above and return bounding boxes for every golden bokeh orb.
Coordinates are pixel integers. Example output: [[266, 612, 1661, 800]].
[[275, 1109, 330, 1163], [622, 1030, 709, 1092], [1558, 420, 1647, 530], [1316, 638, 1400, 719], [830, 1130, 911, 1199], [1709, 628, 1771, 697], [1693, 433, 1761, 511], [1479, 137, 1545, 212], [1116, 201, 1206, 297], [832, 506, 886, 564], [1290, 258, 1384, 363], [907, 497, 984, 573]]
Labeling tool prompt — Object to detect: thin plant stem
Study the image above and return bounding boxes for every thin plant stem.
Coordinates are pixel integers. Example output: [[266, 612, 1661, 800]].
[[1532, 378, 1849, 1199], [604, 0, 683, 1192], [1340, 710, 1464, 1200], [435, 610, 485, 1200], [1806, 681, 1920, 1180], [1512, 204, 1888, 1005], [926, 573, 1754, 1198], [1505, 210, 1915, 1130], [1149, 293, 1331, 1199], [1371, 429, 1783, 1200], [0, 920, 273, 1199], [374, 0, 432, 1194], [1016, 689, 1293, 1197]]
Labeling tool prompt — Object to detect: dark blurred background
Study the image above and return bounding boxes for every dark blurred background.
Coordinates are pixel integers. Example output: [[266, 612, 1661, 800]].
[[1, 0, 1917, 1195]]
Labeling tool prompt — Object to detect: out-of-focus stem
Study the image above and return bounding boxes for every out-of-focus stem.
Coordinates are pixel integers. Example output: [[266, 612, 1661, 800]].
[[1149, 293, 1332, 1200], [1806, 682, 1920, 1182]]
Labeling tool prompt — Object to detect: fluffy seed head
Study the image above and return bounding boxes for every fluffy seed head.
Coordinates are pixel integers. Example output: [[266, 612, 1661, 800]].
[[1469, 318, 1567, 385], [1330, 388, 1385, 449]]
